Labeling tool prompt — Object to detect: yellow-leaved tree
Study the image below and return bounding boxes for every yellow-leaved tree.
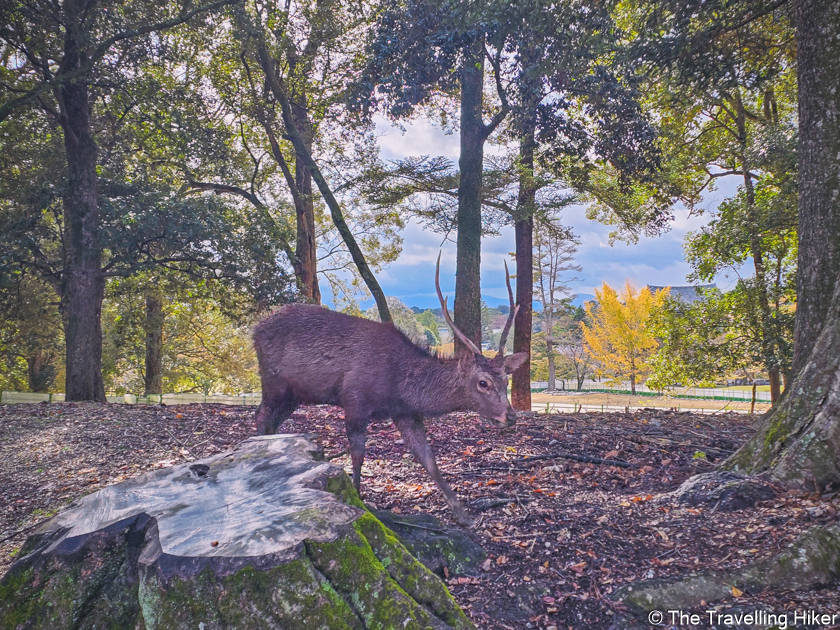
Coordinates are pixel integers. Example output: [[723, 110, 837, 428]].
[[581, 281, 668, 394]]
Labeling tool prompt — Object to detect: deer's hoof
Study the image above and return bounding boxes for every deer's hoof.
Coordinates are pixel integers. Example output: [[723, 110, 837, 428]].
[[453, 509, 475, 528]]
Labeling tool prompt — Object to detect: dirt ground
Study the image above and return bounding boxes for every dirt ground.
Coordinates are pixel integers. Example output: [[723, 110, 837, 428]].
[[1, 402, 838, 629]]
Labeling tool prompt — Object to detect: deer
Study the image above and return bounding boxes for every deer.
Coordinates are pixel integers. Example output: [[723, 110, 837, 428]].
[[252, 254, 528, 526]]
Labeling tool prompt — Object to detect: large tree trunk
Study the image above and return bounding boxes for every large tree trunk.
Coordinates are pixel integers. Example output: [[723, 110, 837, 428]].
[[792, 0, 840, 374], [511, 118, 537, 410], [143, 293, 164, 396], [723, 0, 840, 490], [453, 37, 485, 357], [60, 16, 106, 402]]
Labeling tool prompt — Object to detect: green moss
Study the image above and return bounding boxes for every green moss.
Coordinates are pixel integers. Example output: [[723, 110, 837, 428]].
[[306, 526, 453, 630], [140, 557, 361, 630], [0, 527, 143, 630], [354, 514, 472, 630], [325, 474, 366, 510], [0, 565, 39, 629]]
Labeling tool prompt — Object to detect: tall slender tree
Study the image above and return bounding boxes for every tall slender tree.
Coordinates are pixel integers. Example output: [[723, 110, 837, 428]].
[[353, 0, 511, 352]]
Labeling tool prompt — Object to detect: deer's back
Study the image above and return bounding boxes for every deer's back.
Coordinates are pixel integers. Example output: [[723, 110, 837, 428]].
[[254, 304, 426, 406]]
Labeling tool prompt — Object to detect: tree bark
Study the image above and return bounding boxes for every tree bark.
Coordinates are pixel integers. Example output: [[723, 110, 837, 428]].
[[454, 37, 486, 357], [60, 11, 106, 402], [290, 102, 321, 304], [792, 0, 840, 374], [511, 115, 537, 409], [723, 0, 840, 490], [144, 293, 164, 396]]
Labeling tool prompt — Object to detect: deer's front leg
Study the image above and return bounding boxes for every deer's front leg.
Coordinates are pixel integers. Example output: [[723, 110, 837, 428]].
[[345, 418, 368, 493], [395, 416, 474, 527]]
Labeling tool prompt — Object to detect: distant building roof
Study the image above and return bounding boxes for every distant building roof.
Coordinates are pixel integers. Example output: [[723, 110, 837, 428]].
[[647, 284, 716, 304]]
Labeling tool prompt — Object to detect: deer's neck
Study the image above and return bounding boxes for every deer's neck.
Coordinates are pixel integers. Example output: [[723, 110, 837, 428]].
[[403, 355, 465, 417]]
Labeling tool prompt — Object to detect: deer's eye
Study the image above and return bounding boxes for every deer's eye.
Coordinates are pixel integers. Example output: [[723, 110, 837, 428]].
[[478, 380, 490, 390]]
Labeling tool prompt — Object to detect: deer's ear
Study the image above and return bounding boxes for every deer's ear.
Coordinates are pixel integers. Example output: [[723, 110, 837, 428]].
[[503, 352, 529, 374], [457, 352, 476, 371]]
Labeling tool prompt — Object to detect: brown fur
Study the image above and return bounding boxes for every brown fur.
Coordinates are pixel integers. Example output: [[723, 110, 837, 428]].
[[253, 304, 527, 525]]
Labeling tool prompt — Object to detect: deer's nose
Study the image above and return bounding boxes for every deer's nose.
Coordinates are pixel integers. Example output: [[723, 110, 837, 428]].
[[505, 409, 517, 426]]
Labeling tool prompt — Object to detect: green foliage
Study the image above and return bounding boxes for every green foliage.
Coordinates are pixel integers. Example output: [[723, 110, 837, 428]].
[[0, 275, 63, 392], [647, 290, 745, 389], [102, 278, 261, 395], [365, 297, 427, 345], [684, 174, 797, 380], [415, 310, 441, 346]]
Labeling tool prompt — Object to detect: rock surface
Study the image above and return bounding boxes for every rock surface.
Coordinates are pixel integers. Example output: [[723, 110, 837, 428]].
[[0, 434, 474, 630], [670, 471, 776, 512]]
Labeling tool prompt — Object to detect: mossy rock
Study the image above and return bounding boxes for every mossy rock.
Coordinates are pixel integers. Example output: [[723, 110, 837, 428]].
[[371, 510, 486, 577], [0, 435, 474, 630]]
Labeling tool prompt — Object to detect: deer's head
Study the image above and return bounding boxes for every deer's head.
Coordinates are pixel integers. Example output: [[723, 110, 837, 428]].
[[436, 254, 528, 426]]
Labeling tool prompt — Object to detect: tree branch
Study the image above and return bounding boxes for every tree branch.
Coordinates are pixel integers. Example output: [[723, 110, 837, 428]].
[[250, 32, 392, 323], [0, 0, 238, 123]]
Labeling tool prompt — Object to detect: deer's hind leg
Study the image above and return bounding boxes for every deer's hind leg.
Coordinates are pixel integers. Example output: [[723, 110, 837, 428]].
[[255, 379, 297, 435], [395, 415, 473, 527]]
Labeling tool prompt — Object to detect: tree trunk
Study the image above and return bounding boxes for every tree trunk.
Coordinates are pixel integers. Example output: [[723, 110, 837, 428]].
[[792, 0, 840, 374], [454, 36, 485, 357], [547, 342, 556, 392], [723, 0, 840, 490], [733, 92, 781, 403], [60, 17, 106, 402], [511, 113, 537, 410], [27, 349, 55, 393], [144, 293, 164, 396], [290, 102, 321, 304]]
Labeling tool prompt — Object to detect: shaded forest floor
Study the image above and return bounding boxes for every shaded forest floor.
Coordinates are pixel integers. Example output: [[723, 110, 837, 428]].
[[1, 403, 839, 629]]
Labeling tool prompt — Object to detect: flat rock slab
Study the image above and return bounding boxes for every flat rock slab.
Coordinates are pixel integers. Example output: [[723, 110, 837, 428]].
[[0, 435, 474, 630]]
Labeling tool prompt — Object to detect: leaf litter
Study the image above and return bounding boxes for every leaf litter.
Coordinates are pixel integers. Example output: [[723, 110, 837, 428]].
[[1, 402, 838, 629]]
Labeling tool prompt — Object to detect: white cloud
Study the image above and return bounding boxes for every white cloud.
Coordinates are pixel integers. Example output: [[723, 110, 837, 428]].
[[319, 120, 747, 309]]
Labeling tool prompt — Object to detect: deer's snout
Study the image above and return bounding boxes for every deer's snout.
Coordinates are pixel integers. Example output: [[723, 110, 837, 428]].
[[505, 408, 518, 426], [494, 408, 517, 426]]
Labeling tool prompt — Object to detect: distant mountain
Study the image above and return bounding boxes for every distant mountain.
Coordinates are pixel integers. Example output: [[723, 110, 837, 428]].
[[572, 294, 596, 307]]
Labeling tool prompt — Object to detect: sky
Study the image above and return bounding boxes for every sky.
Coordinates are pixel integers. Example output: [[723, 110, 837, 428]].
[[325, 117, 744, 311]]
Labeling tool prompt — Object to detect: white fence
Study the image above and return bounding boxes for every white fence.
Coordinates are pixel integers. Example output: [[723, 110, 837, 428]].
[[531, 381, 773, 402], [3, 382, 771, 405], [0, 391, 262, 405]]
